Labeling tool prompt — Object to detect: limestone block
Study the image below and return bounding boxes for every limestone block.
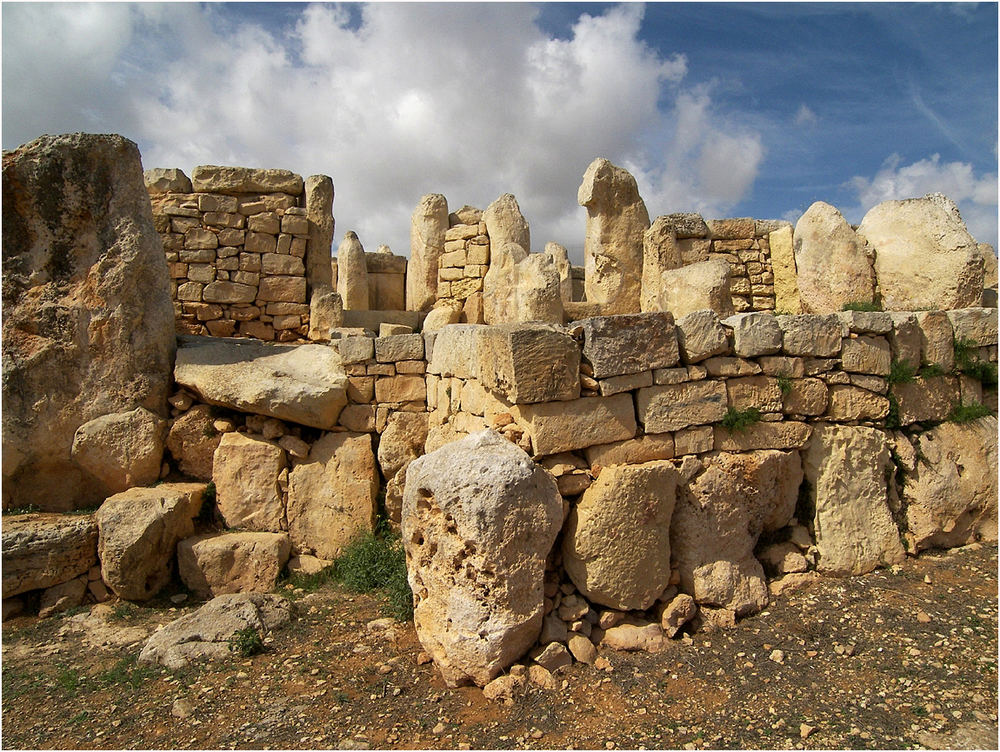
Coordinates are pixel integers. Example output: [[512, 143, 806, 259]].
[[584, 434, 675, 467], [374, 334, 424, 363], [139, 593, 292, 669], [338, 336, 374, 364], [178, 532, 291, 598], [165, 405, 221, 480], [914, 311, 955, 371], [598, 370, 653, 396], [482, 245, 563, 325], [901, 416, 998, 552], [826, 385, 889, 421], [257, 276, 307, 304], [426, 325, 487, 378], [174, 337, 348, 430], [858, 193, 984, 311], [887, 312, 922, 369], [2, 134, 175, 511], [641, 217, 682, 312], [712, 421, 811, 451], [287, 432, 378, 560], [375, 375, 427, 403], [600, 619, 668, 653], [38, 575, 89, 618], [144, 167, 192, 194], [70, 407, 166, 496], [336, 234, 375, 315], [303, 175, 334, 292], [636, 381, 727, 433], [706, 218, 755, 239], [658, 258, 734, 318], [307, 287, 344, 341], [402, 431, 562, 687], [768, 226, 801, 314], [212, 433, 286, 533], [512, 394, 637, 456], [578, 312, 679, 378], [703, 357, 760, 377], [477, 324, 580, 404], [1, 514, 98, 598], [672, 451, 802, 615], [378, 413, 429, 524], [725, 376, 782, 412], [190, 165, 303, 195], [892, 377, 960, 425], [676, 310, 730, 364], [578, 158, 649, 313], [674, 426, 714, 455], [947, 307, 998, 346], [794, 201, 876, 313], [776, 314, 845, 357], [262, 253, 305, 276], [802, 424, 905, 575], [840, 335, 891, 375], [96, 483, 206, 601], [563, 462, 679, 610], [837, 311, 893, 335], [782, 378, 828, 415], [723, 312, 782, 357]]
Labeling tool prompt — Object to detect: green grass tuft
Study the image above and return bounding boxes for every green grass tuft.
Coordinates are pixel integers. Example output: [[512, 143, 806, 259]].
[[954, 337, 998, 386], [947, 401, 995, 424], [229, 627, 265, 657], [842, 300, 882, 312], [885, 392, 902, 429], [887, 360, 917, 385], [918, 363, 947, 379], [776, 375, 793, 396], [720, 406, 762, 433], [98, 655, 157, 690], [332, 530, 413, 621]]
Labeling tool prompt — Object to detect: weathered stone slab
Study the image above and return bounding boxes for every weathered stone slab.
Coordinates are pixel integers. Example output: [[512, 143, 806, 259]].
[[178, 532, 291, 598], [892, 377, 960, 425], [676, 310, 730, 363], [70, 407, 166, 497], [636, 381, 727, 433], [837, 311, 893, 335], [914, 311, 955, 371], [776, 314, 844, 357], [826, 385, 890, 421], [584, 434, 675, 467], [213, 433, 286, 533], [794, 201, 876, 313], [577, 313, 679, 378], [723, 313, 782, 357], [658, 258, 734, 318], [726, 376, 782, 412], [840, 335, 891, 375], [782, 378, 828, 415], [477, 324, 580, 404], [768, 226, 801, 314], [166, 405, 224, 480], [191, 165, 304, 195], [174, 337, 348, 429], [887, 312, 922, 369], [712, 421, 811, 451], [402, 430, 563, 687], [144, 167, 192, 194], [426, 325, 487, 379], [563, 462, 678, 611], [803, 424, 905, 575], [2, 514, 98, 598], [374, 334, 424, 363], [378, 413, 429, 524], [96, 483, 206, 601], [947, 307, 998, 346], [287, 432, 378, 560], [512, 394, 637, 456]]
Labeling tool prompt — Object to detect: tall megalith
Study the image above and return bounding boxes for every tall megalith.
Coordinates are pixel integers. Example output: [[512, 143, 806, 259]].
[[336, 231, 369, 310], [406, 194, 448, 312], [578, 158, 650, 314], [2, 133, 175, 511]]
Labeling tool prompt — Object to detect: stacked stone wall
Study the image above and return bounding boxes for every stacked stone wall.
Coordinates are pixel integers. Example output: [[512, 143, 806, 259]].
[[437, 213, 490, 309], [147, 166, 332, 342]]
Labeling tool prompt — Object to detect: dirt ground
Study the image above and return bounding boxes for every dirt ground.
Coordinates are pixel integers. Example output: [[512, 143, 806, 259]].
[[2, 542, 997, 751]]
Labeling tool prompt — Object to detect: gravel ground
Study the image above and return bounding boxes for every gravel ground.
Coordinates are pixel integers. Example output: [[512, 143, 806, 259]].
[[2, 542, 996, 750]]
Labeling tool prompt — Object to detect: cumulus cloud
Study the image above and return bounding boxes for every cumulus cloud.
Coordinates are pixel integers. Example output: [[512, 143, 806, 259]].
[[849, 153, 998, 246], [2, 2, 764, 262], [794, 104, 817, 126]]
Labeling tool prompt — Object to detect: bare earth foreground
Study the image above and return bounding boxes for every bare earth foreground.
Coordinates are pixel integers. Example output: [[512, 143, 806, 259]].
[[2, 543, 996, 751]]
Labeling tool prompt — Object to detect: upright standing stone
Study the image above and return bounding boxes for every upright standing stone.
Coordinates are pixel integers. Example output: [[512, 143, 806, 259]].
[[858, 193, 985, 311], [578, 158, 650, 314], [658, 258, 734, 318], [483, 242, 528, 324], [768, 225, 801, 313], [304, 175, 335, 294], [2, 133, 175, 511], [307, 287, 344, 341], [642, 216, 682, 312], [407, 194, 449, 312], [402, 430, 563, 687], [794, 202, 876, 313], [336, 232, 369, 311], [544, 242, 573, 302], [484, 193, 530, 254]]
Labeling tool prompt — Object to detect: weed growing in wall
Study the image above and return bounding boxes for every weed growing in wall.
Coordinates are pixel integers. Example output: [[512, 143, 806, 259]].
[[720, 407, 762, 432], [776, 375, 793, 395], [947, 401, 995, 424], [842, 296, 883, 312], [887, 360, 917, 385], [954, 337, 998, 386]]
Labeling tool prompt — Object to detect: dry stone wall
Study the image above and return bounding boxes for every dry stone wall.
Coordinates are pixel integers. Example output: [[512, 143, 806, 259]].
[[146, 165, 333, 342]]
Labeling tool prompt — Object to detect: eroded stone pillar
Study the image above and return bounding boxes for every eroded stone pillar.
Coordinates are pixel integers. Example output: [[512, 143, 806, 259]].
[[336, 231, 369, 310], [304, 175, 334, 294], [406, 194, 448, 312]]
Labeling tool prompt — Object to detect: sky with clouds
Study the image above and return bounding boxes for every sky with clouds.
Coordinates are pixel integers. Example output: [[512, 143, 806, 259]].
[[3, 1, 997, 261]]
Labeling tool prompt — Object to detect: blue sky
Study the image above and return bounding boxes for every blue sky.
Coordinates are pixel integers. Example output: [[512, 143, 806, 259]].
[[3, 2, 997, 259]]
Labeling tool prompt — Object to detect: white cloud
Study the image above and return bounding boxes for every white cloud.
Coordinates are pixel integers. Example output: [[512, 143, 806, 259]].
[[849, 153, 998, 246], [794, 104, 817, 126], [2, 2, 764, 264]]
